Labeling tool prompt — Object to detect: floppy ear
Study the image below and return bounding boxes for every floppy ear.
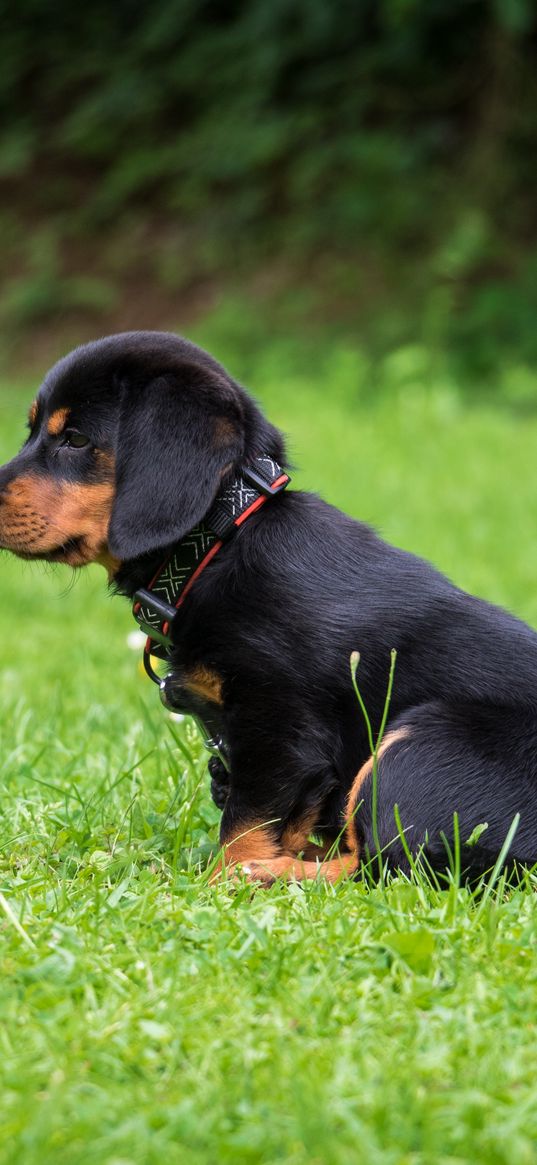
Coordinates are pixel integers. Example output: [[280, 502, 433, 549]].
[[108, 370, 244, 559]]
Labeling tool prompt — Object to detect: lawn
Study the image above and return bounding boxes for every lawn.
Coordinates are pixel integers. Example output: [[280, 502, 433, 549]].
[[1, 339, 537, 1165]]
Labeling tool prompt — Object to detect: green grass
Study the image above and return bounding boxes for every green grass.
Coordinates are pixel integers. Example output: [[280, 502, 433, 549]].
[[2, 348, 537, 1164]]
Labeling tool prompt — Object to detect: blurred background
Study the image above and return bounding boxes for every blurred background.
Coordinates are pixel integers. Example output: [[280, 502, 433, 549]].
[[0, 0, 536, 400], [1, 0, 537, 645]]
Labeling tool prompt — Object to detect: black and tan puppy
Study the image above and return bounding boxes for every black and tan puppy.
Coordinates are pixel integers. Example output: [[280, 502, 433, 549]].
[[1, 331, 537, 883]]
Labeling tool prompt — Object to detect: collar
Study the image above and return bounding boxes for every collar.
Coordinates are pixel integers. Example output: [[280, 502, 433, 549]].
[[132, 455, 290, 681]]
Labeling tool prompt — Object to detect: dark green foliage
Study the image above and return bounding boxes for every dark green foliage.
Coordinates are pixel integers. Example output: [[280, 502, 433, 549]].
[[1, 0, 537, 370]]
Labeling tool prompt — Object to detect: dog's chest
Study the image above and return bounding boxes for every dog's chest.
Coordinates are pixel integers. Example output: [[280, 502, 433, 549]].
[[160, 663, 226, 738]]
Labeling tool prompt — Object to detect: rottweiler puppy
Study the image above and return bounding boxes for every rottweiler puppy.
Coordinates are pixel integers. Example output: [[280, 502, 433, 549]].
[[1, 331, 537, 883]]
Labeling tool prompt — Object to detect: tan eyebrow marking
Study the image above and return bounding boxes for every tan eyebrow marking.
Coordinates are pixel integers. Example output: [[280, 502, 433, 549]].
[[47, 407, 70, 436], [28, 400, 38, 428]]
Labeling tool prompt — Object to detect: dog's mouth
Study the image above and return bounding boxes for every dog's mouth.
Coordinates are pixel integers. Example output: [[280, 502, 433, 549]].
[[47, 536, 85, 563], [0, 473, 116, 569], [16, 536, 85, 563]]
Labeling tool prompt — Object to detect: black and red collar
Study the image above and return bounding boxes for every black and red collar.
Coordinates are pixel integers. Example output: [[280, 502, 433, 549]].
[[132, 455, 290, 677]]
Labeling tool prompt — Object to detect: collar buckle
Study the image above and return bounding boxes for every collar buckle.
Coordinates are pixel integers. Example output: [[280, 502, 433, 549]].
[[242, 460, 290, 496], [133, 587, 177, 646]]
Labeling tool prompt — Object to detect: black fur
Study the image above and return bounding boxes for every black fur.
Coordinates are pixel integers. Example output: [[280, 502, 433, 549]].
[[2, 329, 537, 880]]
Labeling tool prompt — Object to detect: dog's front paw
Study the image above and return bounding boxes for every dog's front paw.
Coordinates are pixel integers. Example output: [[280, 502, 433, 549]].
[[209, 756, 230, 810], [212, 853, 357, 887]]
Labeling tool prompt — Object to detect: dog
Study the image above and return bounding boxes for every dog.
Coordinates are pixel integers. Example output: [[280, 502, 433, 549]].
[[1, 330, 537, 885]]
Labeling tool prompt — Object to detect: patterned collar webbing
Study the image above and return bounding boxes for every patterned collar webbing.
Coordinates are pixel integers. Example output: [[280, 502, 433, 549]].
[[132, 455, 290, 654]]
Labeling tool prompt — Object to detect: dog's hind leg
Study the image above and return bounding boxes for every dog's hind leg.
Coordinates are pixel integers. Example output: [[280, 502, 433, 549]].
[[347, 701, 537, 878]]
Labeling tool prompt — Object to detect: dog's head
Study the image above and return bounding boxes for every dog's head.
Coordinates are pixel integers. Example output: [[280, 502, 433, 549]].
[[0, 331, 285, 572]]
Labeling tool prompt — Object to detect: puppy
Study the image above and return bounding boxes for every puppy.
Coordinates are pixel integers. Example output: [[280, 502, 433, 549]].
[[1, 331, 537, 884]]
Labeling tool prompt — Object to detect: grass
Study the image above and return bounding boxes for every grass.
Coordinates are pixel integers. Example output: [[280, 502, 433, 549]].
[[1, 343, 537, 1163]]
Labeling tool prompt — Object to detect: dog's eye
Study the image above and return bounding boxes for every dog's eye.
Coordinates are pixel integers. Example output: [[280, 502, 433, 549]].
[[63, 431, 91, 449]]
